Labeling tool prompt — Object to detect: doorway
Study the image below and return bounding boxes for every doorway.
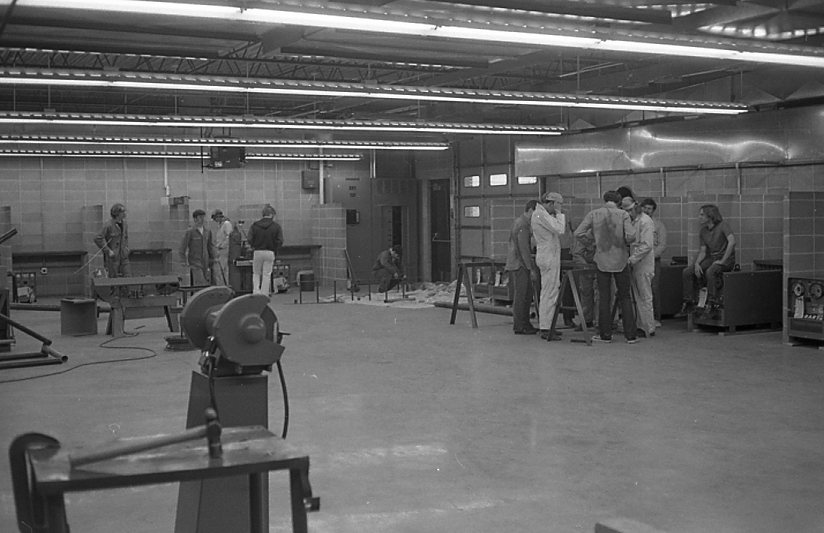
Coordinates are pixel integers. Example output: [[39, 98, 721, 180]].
[[430, 179, 451, 282]]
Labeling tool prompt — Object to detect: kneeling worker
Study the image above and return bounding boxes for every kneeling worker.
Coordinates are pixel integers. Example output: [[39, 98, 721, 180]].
[[373, 245, 403, 292]]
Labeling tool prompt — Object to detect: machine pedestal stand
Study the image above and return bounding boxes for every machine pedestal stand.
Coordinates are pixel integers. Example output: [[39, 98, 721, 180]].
[[175, 371, 269, 533]]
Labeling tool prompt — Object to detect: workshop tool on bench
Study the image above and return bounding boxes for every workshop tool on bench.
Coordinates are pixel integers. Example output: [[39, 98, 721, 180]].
[[70, 408, 223, 468], [0, 311, 68, 370], [9, 409, 222, 533]]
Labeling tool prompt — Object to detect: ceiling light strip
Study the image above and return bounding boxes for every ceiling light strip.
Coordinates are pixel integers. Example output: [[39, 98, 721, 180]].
[[0, 69, 749, 114], [0, 111, 565, 135], [15, 0, 824, 68], [0, 134, 449, 150], [0, 149, 363, 160]]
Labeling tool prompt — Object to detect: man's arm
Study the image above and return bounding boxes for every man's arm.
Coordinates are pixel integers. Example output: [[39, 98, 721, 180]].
[[628, 219, 653, 265], [516, 225, 537, 274], [694, 245, 707, 276], [654, 220, 667, 258], [573, 214, 592, 242], [716, 233, 735, 265], [623, 212, 636, 245], [94, 224, 113, 257]]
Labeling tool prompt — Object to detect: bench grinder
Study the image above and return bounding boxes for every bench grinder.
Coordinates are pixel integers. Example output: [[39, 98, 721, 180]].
[[179, 285, 283, 376], [176, 286, 287, 533]]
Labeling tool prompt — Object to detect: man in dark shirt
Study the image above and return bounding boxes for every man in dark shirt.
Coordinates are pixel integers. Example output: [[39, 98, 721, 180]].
[[678, 204, 736, 315], [504, 200, 539, 334], [247, 205, 284, 295], [94, 203, 131, 279], [373, 245, 402, 292]]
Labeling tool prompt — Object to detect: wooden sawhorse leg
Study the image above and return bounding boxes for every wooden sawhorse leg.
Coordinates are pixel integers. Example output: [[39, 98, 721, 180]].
[[550, 270, 592, 345], [449, 264, 478, 328]]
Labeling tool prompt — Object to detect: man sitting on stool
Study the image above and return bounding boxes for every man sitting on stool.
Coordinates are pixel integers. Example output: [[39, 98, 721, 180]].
[[373, 245, 403, 293], [677, 204, 736, 318]]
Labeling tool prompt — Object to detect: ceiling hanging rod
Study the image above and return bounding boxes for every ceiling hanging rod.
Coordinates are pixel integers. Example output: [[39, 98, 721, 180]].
[[0, 134, 450, 150], [0, 111, 566, 135], [0, 68, 750, 114], [0, 148, 364, 160]]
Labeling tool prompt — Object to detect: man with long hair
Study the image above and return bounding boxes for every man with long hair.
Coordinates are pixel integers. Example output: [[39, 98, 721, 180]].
[[677, 204, 736, 316]]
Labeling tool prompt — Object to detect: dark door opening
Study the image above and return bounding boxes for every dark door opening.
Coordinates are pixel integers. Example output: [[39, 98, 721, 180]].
[[430, 179, 451, 282]]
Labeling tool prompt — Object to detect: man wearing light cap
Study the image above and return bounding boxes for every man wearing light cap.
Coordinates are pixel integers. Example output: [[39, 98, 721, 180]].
[[211, 209, 232, 286], [531, 191, 566, 341]]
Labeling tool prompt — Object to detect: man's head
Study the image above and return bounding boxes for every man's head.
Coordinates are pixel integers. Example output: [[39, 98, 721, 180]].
[[192, 209, 206, 226], [262, 205, 276, 218], [640, 198, 657, 217], [699, 204, 722, 226], [524, 199, 538, 216], [542, 192, 563, 214], [211, 209, 225, 223], [110, 203, 126, 221], [390, 245, 402, 258], [617, 186, 635, 200], [603, 190, 621, 205], [621, 196, 638, 219]]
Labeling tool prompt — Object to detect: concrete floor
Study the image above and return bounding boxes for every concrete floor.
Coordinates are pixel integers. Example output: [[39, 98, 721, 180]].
[[2, 293, 824, 533]]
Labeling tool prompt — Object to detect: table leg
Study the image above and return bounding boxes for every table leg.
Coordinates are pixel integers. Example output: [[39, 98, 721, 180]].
[[289, 468, 309, 533], [249, 473, 265, 533]]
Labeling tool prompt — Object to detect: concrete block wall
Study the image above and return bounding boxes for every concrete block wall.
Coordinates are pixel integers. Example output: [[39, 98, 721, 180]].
[[0, 157, 359, 297], [312, 204, 346, 286]]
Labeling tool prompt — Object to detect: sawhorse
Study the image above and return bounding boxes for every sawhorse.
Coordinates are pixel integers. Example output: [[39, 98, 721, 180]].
[[450, 260, 501, 328], [549, 264, 595, 345]]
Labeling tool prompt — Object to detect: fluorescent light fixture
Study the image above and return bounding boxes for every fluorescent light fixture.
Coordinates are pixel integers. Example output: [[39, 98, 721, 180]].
[[15, 0, 824, 68], [0, 134, 448, 150], [0, 69, 749, 115], [0, 148, 362, 160], [0, 111, 564, 135]]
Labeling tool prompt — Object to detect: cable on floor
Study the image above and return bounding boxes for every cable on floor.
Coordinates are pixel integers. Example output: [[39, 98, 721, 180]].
[[0, 329, 158, 384]]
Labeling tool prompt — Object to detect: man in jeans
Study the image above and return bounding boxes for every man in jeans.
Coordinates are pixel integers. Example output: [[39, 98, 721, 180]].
[[505, 200, 539, 335], [677, 204, 735, 317], [574, 190, 638, 344]]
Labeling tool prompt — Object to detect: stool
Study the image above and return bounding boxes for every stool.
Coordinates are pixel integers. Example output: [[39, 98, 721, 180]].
[[60, 298, 97, 336]]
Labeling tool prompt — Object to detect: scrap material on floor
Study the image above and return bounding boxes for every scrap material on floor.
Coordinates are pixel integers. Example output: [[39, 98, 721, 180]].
[[2, 297, 824, 533]]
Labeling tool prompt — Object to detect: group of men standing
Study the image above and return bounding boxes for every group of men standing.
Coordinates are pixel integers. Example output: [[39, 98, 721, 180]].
[[179, 205, 283, 294], [94, 203, 283, 296], [505, 189, 667, 344]]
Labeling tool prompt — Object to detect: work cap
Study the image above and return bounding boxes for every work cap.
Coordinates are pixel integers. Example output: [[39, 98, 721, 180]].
[[620, 196, 636, 210], [211, 209, 224, 219], [543, 192, 563, 203]]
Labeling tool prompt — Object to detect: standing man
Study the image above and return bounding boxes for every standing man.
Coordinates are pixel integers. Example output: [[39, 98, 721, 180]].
[[211, 209, 232, 286], [505, 200, 539, 335], [570, 230, 596, 331], [373, 245, 403, 293], [94, 203, 131, 279], [180, 209, 215, 286], [678, 204, 735, 316], [624, 197, 655, 338], [247, 204, 283, 295], [640, 198, 667, 324], [574, 190, 638, 344], [531, 192, 566, 342]]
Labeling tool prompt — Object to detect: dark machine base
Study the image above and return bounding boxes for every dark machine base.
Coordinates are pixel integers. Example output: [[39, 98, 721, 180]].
[[175, 371, 269, 533]]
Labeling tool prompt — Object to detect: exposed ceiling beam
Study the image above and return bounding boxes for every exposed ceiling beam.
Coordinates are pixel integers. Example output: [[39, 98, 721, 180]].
[[425, 0, 673, 25]]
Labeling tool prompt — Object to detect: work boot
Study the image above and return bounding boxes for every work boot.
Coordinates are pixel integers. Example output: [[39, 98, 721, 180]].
[[673, 301, 693, 319]]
